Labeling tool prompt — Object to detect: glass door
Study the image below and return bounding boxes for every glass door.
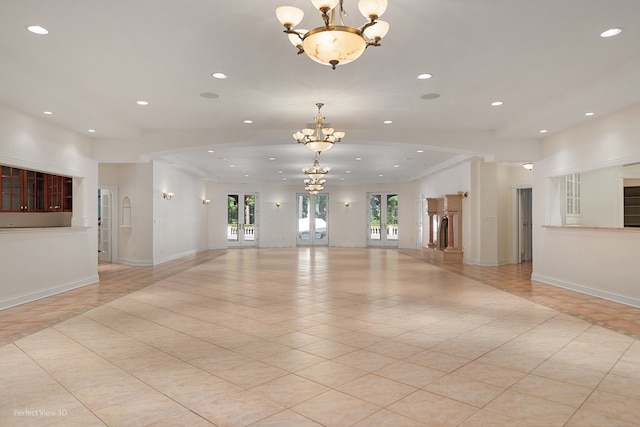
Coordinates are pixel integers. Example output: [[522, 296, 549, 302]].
[[367, 192, 398, 247], [98, 189, 112, 262], [297, 193, 328, 246], [227, 193, 258, 247]]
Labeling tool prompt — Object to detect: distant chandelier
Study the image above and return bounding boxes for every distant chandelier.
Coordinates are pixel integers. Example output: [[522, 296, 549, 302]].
[[293, 103, 345, 153], [304, 178, 326, 194], [276, 0, 389, 69], [302, 156, 331, 181]]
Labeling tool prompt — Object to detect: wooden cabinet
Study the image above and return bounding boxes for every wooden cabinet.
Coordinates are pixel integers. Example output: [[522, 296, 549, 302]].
[[1, 165, 72, 213], [624, 186, 640, 227]]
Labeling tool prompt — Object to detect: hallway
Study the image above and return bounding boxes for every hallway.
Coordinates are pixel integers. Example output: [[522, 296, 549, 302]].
[[1, 248, 639, 426]]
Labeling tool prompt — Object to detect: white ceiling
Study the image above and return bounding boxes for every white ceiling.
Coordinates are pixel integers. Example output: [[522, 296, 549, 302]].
[[1, 0, 639, 184]]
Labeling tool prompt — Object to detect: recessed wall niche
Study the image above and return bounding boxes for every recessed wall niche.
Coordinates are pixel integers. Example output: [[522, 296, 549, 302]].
[[121, 197, 132, 227]]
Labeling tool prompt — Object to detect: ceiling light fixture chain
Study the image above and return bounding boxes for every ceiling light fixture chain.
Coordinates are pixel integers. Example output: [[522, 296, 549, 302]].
[[276, 0, 389, 69]]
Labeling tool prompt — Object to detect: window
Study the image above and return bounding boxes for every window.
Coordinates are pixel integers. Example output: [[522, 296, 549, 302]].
[[565, 173, 581, 225]]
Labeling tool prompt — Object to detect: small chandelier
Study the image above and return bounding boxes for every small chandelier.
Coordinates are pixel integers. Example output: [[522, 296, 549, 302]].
[[304, 178, 326, 194], [302, 156, 331, 181], [293, 103, 345, 153], [276, 0, 389, 69]]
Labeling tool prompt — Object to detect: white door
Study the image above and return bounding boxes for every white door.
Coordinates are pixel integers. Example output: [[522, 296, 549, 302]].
[[297, 193, 328, 246], [367, 193, 399, 247], [227, 193, 258, 247], [99, 189, 112, 262]]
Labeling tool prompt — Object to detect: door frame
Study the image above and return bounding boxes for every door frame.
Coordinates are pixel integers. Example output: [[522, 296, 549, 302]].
[[512, 186, 533, 263], [98, 186, 118, 263], [296, 192, 329, 246], [227, 192, 259, 247], [366, 192, 399, 247]]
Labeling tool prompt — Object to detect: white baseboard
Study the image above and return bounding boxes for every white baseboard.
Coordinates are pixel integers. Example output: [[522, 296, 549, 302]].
[[532, 273, 640, 308], [0, 275, 99, 310]]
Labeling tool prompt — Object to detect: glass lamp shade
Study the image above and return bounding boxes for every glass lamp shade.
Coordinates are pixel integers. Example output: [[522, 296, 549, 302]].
[[305, 140, 334, 153], [358, 0, 388, 19], [308, 190, 320, 194], [287, 30, 307, 48], [303, 26, 367, 68], [333, 131, 345, 140], [308, 172, 325, 180], [311, 0, 339, 12], [363, 20, 389, 41], [293, 131, 305, 141], [276, 6, 304, 28], [302, 128, 314, 136], [322, 127, 334, 136]]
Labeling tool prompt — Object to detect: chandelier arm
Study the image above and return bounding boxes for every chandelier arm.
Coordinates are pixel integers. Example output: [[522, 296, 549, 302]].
[[359, 20, 378, 36]]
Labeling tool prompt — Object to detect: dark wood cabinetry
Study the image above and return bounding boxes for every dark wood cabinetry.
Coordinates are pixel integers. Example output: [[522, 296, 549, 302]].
[[624, 186, 640, 227], [1, 165, 72, 213]]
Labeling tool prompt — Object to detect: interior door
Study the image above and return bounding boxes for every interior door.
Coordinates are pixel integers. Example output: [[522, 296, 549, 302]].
[[518, 188, 533, 262], [297, 193, 328, 246], [227, 193, 258, 247], [99, 189, 112, 262], [367, 193, 398, 247]]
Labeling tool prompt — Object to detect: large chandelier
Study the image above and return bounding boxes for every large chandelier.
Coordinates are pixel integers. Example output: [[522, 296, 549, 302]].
[[293, 103, 345, 153], [276, 0, 389, 69]]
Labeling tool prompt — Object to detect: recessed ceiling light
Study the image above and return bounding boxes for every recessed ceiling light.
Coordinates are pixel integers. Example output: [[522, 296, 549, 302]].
[[383, 120, 393, 124], [417, 73, 433, 80], [394, 165, 400, 168], [340, 177, 345, 181], [43, 111, 52, 115], [200, 92, 220, 99], [244, 174, 249, 177], [378, 174, 384, 177], [136, 100, 149, 106], [539, 129, 548, 134], [585, 112, 595, 116], [491, 101, 504, 106], [282, 177, 287, 180], [346, 170, 352, 174], [88, 129, 96, 133], [243, 120, 253, 124], [212, 72, 228, 79], [600, 28, 622, 38], [208, 150, 214, 153], [229, 164, 236, 168], [27, 25, 48, 35], [355, 157, 362, 161], [421, 93, 441, 100], [268, 157, 276, 161], [277, 170, 283, 173], [417, 150, 424, 153]]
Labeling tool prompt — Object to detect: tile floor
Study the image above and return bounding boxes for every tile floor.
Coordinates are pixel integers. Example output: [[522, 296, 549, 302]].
[[1, 247, 639, 426]]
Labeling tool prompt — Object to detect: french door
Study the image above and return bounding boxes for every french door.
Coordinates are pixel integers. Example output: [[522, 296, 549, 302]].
[[367, 192, 398, 247], [227, 193, 258, 247], [297, 193, 328, 246]]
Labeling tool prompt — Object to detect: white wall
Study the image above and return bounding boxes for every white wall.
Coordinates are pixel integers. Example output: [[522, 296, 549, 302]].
[[206, 180, 419, 249], [153, 161, 209, 263], [0, 104, 98, 309], [534, 103, 640, 307]]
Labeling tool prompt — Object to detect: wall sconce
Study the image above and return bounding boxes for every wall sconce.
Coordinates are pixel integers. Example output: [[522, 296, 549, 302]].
[[202, 199, 211, 205], [522, 162, 533, 170], [457, 191, 468, 198], [163, 192, 174, 200], [344, 201, 350, 207], [275, 202, 281, 207]]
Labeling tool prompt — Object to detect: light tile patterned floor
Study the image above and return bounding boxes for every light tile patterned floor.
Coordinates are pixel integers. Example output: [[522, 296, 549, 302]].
[[1, 247, 639, 426]]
